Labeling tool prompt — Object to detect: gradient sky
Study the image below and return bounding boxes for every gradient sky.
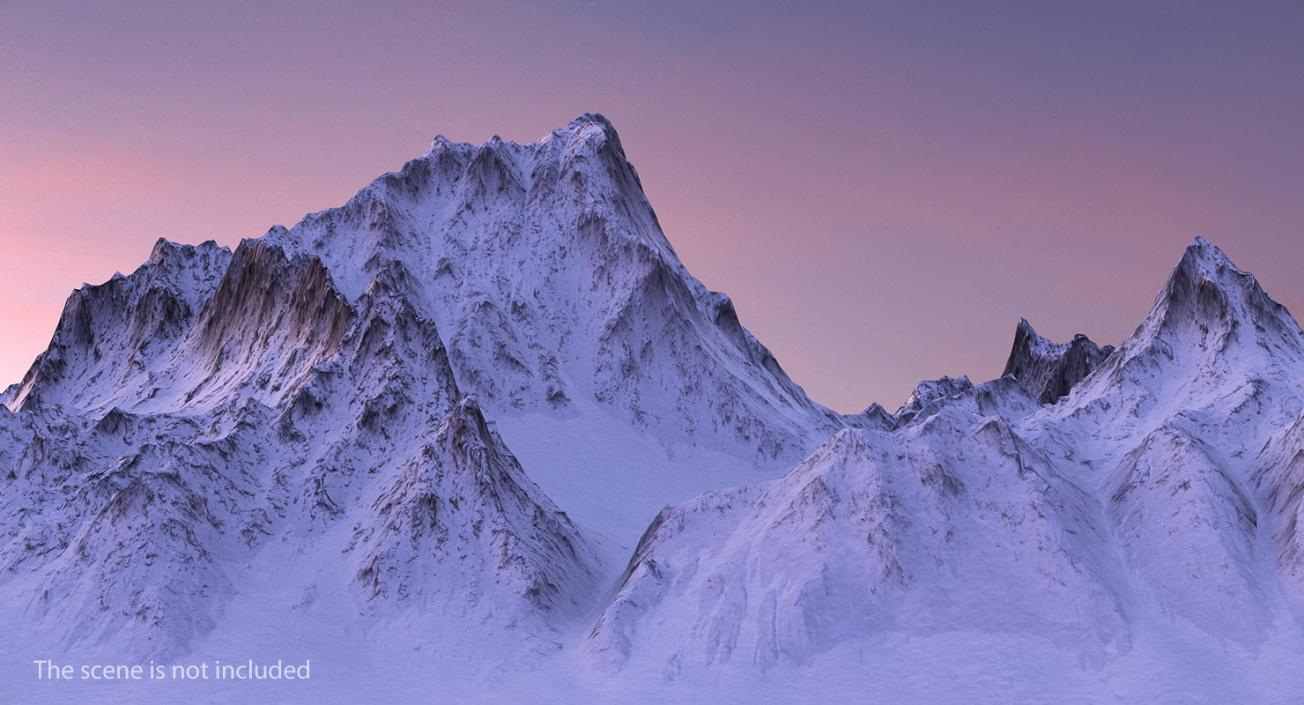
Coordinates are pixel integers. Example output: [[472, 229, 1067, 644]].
[[2, 1, 1302, 412]]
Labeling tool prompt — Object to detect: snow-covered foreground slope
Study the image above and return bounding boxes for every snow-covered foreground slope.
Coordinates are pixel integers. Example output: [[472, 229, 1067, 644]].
[[2, 109, 1303, 703]]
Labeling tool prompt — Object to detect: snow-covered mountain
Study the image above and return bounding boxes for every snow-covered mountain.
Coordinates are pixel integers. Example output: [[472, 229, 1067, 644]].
[[2, 112, 1302, 704], [585, 237, 1304, 701], [0, 115, 844, 669]]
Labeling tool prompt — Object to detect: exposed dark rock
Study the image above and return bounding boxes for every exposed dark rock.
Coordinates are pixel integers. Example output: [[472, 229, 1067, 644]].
[[1002, 319, 1114, 404]]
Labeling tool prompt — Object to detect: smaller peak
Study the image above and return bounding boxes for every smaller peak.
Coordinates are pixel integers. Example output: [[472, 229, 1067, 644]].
[[897, 375, 974, 418], [471, 134, 517, 158], [1003, 319, 1112, 404], [802, 427, 877, 468], [146, 238, 197, 269], [845, 402, 896, 431], [422, 134, 474, 160], [1005, 318, 1064, 363]]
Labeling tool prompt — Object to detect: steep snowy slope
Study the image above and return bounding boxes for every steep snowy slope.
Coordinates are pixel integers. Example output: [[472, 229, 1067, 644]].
[[587, 378, 1127, 673], [349, 397, 594, 616], [587, 237, 1304, 699], [1256, 416, 1304, 615], [259, 114, 840, 461], [5, 116, 846, 567], [6, 239, 232, 412], [0, 242, 596, 660], [1, 343, 591, 663], [1047, 236, 1304, 644]]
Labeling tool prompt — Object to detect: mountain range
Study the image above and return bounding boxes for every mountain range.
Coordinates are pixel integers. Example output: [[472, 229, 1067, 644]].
[[2, 115, 1301, 704]]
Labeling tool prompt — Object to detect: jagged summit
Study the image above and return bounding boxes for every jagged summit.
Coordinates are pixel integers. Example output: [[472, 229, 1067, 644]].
[[13, 116, 839, 458], [423, 113, 617, 154], [147, 236, 227, 265], [893, 375, 973, 424], [1002, 318, 1113, 404], [1146, 235, 1301, 342], [7, 238, 233, 412], [255, 115, 841, 457]]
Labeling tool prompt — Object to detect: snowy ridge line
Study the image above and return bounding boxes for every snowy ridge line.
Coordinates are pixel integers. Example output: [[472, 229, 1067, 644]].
[[1, 115, 1303, 703]]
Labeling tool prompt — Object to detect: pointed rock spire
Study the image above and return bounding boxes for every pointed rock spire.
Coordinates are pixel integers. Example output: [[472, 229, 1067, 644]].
[[1002, 318, 1113, 404]]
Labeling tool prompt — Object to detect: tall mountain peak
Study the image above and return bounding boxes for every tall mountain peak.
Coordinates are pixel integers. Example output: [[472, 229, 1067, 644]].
[[1114, 236, 1304, 371], [1156, 236, 1280, 328], [1, 117, 846, 666], [1058, 235, 1304, 435], [1179, 234, 1234, 274]]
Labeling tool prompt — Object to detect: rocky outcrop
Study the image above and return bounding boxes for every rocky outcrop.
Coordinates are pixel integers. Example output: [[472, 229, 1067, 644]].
[[1002, 319, 1113, 404]]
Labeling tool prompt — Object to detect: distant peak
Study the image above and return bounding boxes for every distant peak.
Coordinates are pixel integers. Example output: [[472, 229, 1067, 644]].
[[1003, 318, 1113, 404], [896, 375, 974, 419]]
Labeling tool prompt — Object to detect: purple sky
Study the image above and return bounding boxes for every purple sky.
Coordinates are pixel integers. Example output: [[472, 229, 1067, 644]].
[[2, 1, 1302, 412]]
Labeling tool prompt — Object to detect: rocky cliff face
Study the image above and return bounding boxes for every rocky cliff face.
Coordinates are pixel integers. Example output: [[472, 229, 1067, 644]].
[[1002, 319, 1114, 403]]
